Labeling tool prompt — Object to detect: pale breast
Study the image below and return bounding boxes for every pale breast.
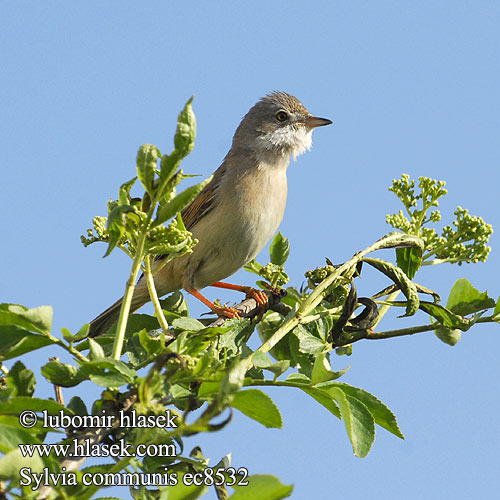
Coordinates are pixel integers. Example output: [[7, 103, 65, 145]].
[[186, 163, 288, 289]]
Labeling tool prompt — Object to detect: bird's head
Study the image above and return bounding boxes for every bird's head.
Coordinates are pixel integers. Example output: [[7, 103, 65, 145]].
[[232, 91, 332, 161]]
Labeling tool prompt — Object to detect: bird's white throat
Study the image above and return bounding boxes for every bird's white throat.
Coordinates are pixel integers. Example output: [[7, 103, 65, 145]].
[[256, 125, 313, 160]]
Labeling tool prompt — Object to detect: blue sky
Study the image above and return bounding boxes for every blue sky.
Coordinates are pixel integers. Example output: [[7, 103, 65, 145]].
[[2, 1, 499, 499]]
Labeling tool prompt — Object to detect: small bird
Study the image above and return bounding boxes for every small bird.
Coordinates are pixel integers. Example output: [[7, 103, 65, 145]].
[[89, 92, 332, 337]]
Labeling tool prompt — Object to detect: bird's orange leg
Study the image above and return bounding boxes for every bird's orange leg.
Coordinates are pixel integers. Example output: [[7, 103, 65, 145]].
[[186, 288, 242, 319], [209, 281, 268, 307]]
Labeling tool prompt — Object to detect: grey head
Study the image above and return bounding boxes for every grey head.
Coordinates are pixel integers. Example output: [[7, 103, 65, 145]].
[[230, 91, 332, 162]]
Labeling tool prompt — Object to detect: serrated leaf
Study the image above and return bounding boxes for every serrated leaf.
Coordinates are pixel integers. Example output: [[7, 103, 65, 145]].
[[327, 382, 404, 439], [156, 176, 212, 225], [136, 144, 159, 195], [301, 387, 341, 419], [229, 474, 293, 499], [232, 389, 282, 428], [269, 232, 290, 266], [6, 361, 35, 397], [328, 387, 375, 457], [446, 278, 496, 316]]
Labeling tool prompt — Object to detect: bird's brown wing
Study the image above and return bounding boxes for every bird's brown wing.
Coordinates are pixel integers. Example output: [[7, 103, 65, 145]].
[[181, 163, 226, 231], [154, 163, 226, 262]]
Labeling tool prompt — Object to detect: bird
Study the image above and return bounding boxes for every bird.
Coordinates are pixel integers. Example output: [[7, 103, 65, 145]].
[[88, 91, 332, 337]]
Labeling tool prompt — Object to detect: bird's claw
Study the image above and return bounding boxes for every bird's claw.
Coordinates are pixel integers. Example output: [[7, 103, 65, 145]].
[[244, 287, 269, 307], [212, 305, 242, 319]]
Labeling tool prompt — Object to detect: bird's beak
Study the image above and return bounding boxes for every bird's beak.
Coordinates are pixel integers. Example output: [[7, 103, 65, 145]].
[[304, 116, 333, 128]]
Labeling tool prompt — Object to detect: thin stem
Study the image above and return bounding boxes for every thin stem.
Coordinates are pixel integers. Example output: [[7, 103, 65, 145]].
[[365, 323, 437, 341], [372, 289, 401, 329], [144, 255, 170, 332], [111, 236, 146, 360], [254, 238, 386, 357], [48, 335, 89, 363]]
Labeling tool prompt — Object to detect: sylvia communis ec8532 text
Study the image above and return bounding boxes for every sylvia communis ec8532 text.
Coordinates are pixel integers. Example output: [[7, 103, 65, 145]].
[[88, 92, 332, 337]]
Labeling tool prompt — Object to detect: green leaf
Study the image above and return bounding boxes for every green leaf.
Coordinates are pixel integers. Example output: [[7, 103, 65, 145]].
[[118, 176, 137, 205], [73, 323, 90, 342], [156, 176, 212, 225], [284, 373, 311, 385], [328, 382, 404, 439], [311, 353, 349, 384], [434, 326, 462, 346], [294, 325, 327, 355], [0, 448, 45, 480], [41, 359, 88, 387], [243, 258, 263, 276], [252, 352, 290, 378], [0, 326, 54, 360], [0, 424, 42, 455], [269, 232, 290, 266], [0, 397, 72, 415], [229, 474, 293, 499], [418, 301, 476, 331], [172, 317, 205, 332], [363, 258, 419, 316], [89, 372, 131, 388], [492, 297, 500, 321], [159, 471, 207, 499], [328, 387, 375, 457], [396, 246, 422, 279], [67, 396, 88, 416], [366, 232, 424, 253], [217, 360, 248, 407], [0, 303, 53, 335], [173, 96, 196, 160], [232, 389, 282, 428], [81, 358, 138, 387], [6, 361, 35, 397], [446, 278, 496, 316], [89, 338, 106, 359], [104, 204, 134, 257], [301, 387, 341, 419], [136, 144, 159, 195]]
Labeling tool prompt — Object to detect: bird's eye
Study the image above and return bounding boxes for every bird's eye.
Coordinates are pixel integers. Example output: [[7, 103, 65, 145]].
[[275, 111, 288, 122]]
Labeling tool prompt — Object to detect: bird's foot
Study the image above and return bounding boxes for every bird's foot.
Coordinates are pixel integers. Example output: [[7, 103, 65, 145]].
[[211, 305, 242, 319], [242, 287, 268, 307]]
